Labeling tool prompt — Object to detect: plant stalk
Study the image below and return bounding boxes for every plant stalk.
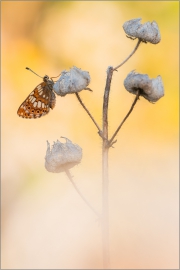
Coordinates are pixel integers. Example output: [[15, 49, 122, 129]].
[[65, 169, 100, 218], [75, 93, 102, 135], [108, 91, 140, 147], [113, 39, 141, 70], [102, 66, 114, 269]]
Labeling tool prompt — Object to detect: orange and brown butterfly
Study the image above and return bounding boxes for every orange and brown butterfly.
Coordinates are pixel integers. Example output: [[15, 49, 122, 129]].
[[17, 67, 57, 119]]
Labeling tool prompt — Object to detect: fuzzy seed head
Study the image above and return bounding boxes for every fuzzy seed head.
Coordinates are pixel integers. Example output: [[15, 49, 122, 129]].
[[123, 18, 161, 44], [45, 137, 82, 173], [53, 66, 91, 96], [124, 71, 164, 102]]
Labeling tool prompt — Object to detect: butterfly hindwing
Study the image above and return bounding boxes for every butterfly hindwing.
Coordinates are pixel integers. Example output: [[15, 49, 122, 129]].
[[17, 78, 56, 119]]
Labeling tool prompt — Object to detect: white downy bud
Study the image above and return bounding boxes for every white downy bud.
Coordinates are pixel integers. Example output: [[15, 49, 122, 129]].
[[124, 71, 164, 102], [53, 66, 91, 96], [123, 18, 161, 44], [45, 137, 82, 173]]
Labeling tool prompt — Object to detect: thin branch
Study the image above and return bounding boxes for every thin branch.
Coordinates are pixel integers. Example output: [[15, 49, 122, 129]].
[[108, 91, 140, 147], [65, 169, 100, 219], [113, 39, 141, 71], [75, 93, 102, 136]]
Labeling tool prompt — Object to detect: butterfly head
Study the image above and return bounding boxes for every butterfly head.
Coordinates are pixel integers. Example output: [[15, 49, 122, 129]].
[[43, 75, 50, 82]]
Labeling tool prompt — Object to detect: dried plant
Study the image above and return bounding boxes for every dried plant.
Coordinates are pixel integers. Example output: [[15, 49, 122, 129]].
[[19, 18, 164, 269]]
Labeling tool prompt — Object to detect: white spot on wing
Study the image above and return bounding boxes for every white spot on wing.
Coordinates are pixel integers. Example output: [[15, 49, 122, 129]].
[[37, 101, 41, 108], [38, 90, 43, 95], [42, 103, 45, 108], [29, 96, 36, 103], [37, 85, 42, 90], [33, 102, 37, 107]]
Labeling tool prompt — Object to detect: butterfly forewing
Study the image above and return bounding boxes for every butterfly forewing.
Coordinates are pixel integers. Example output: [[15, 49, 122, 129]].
[[17, 77, 56, 119]]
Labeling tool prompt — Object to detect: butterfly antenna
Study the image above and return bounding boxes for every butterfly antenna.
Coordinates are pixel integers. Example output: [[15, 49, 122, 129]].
[[51, 73, 61, 79], [26, 67, 43, 78], [50, 73, 61, 82]]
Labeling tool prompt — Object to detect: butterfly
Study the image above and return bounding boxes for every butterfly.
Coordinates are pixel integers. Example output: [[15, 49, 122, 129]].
[[17, 68, 56, 119]]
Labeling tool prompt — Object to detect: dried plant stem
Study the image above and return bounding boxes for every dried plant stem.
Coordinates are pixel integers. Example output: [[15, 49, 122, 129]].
[[65, 169, 100, 218], [108, 91, 140, 147], [73, 39, 141, 269], [75, 93, 102, 135], [113, 39, 141, 70], [102, 66, 114, 269]]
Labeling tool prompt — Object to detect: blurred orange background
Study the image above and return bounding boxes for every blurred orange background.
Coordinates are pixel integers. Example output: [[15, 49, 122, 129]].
[[1, 1, 179, 269]]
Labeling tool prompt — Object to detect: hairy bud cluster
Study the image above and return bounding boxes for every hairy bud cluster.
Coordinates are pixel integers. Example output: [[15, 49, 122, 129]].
[[45, 137, 82, 173], [124, 71, 164, 102], [53, 66, 91, 96], [123, 18, 161, 44]]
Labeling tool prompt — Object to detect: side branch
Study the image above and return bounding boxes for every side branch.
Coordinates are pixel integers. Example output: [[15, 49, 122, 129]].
[[113, 39, 141, 70], [108, 91, 140, 147], [65, 169, 100, 218], [75, 93, 102, 136]]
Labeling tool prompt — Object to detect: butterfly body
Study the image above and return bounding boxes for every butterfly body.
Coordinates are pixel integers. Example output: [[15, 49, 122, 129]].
[[17, 75, 56, 119]]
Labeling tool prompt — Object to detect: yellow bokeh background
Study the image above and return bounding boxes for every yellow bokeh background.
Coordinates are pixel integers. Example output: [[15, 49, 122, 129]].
[[1, 1, 179, 269]]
